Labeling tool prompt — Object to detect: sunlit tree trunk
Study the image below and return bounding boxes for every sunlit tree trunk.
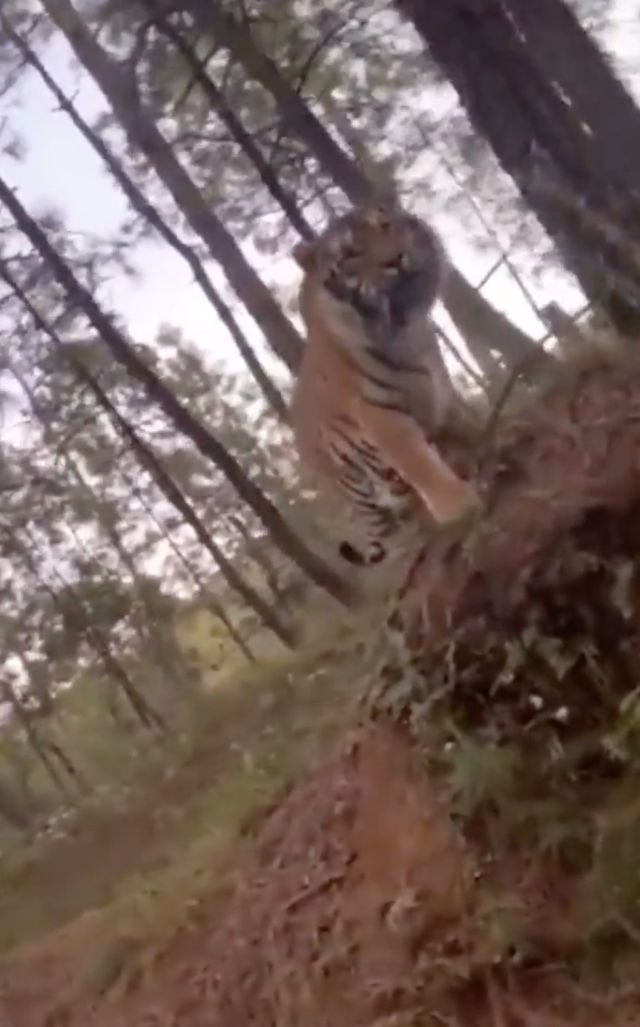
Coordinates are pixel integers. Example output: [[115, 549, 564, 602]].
[[141, 3, 315, 242], [9, 361, 191, 690], [36, 0, 304, 374], [78, 363, 299, 649], [0, 205, 354, 608], [195, 3, 541, 373], [120, 465, 257, 663], [1, 15, 289, 420]]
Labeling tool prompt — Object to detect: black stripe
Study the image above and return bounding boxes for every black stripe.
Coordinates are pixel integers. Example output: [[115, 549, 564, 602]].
[[331, 340, 403, 395], [359, 368, 405, 394], [341, 482, 372, 500], [331, 427, 383, 466], [338, 475, 368, 492], [333, 412, 359, 430], [361, 395, 412, 414], [363, 344, 430, 376], [330, 445, 363, 473], [331, 423, 360, 448], [332, 431, 382, 461], [338, 541, 367, 565]]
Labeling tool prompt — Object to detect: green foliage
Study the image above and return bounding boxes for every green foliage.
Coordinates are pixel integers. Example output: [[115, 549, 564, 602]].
[[446, 737, 519, 818], [0, 599, 361, 953], [57, 577, 132, 634]]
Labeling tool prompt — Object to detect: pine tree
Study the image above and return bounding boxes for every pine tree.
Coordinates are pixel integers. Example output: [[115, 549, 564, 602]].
[[38, 0, 304, 373], [395, 0, 640, 334]]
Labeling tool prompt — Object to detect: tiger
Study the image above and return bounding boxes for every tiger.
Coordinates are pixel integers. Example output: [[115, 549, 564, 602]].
[[289, 201, 480, 568]]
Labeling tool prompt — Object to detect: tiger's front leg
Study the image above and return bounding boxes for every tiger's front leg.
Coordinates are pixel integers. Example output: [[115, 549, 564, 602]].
[[362, 404, 480, 527]]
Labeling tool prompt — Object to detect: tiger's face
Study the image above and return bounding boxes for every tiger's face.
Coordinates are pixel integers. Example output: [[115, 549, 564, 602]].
[[294, 204, 445, 336]]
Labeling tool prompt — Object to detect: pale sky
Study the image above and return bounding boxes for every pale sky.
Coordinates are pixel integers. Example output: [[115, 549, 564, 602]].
[[0, 1, 639, 392]]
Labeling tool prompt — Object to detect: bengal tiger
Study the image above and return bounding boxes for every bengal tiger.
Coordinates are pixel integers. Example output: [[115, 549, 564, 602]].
[[290, 201, 480, 567]]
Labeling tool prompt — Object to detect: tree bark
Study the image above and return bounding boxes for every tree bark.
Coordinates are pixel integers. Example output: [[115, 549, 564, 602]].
[[79, 363, 299, 648], [5, 273, 296, 648], [0, 198, 353, 607], [503, 0, 640, 192], [202, 13, 542, 372], [141, 3, 315, 242], [189, 0, 373, 204], [442, 265, 545, 373], [37, 0, 304, 374], [121, 466, 256, 662], [394, 0, 640, 335], [1, 14, 289, 419]]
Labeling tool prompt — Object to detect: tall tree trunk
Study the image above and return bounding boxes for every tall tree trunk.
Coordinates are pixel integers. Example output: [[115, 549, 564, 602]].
[[189, 0, 372, 204], [1, 14, 288, 420], [78, 362, 298, 649], [0, 204, 353, 607], [503, 0, 640, 191], [198, 5, 542, 370], [0, 680, 77, 798], [12, 530, 167, 733], [121, 464, 256, 662], [9, 360, 188, 685], [442, 265, 545, 374], [229, 513, 288, 607], [141, 3, 315, 242], [394, 0, 640, 335], [37, 0, 304, 374]]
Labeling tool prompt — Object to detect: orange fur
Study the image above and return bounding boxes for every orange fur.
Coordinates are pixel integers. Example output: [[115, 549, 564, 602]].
[[290, 204, 479, 539]]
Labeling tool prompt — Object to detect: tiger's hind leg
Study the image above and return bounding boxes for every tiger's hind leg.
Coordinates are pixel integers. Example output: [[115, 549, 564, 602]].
[[334, 445, 414, 567]]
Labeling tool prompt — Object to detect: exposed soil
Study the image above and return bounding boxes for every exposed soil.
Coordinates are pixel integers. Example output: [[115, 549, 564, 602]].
[[0, 725, 468, 1026], [0, 724, 638, 1027], [5, 357, 640, 1025]]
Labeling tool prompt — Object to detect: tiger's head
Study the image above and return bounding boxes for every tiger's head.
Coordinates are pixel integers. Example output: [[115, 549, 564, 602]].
[[293, 203, 445, 339]]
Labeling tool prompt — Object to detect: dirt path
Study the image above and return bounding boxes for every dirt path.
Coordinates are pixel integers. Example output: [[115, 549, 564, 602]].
[[0, 726, 468, 1026], [2, 722, 638, 1026]]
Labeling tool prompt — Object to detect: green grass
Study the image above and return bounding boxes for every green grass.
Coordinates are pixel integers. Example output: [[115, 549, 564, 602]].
[[0, 597, 366, 958]]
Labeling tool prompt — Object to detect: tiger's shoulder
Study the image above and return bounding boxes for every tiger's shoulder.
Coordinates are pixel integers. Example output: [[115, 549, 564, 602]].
[[290, 202, 453, 444]]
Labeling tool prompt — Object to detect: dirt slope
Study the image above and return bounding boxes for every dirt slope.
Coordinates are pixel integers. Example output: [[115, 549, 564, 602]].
[[5, 357, 640, 1025]]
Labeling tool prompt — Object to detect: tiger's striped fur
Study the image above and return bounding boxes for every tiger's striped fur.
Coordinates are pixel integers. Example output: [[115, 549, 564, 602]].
[[290, 201, 479, 566]]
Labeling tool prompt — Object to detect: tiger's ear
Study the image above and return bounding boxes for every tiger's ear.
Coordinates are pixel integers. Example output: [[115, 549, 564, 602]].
[[292, 240, 316, 270]]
